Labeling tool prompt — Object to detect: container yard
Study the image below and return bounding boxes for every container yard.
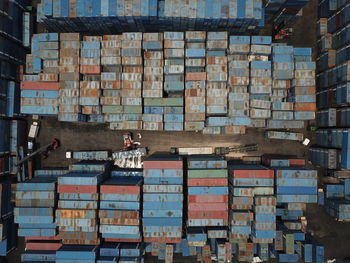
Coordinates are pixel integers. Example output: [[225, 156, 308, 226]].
[[1, 0, 350, 262]]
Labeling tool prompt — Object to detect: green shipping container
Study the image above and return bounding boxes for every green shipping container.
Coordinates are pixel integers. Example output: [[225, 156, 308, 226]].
[[283, 233, 295, 254], [144, 98, 184, 106], [188, 169, 227, 178], [102, 106, 142, 114]]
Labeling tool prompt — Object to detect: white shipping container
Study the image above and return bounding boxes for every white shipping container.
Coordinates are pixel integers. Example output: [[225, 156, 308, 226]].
[[60, 41, 80, 49], [186, 58, 206, 67], [250, 109, 271, 119], [101, 57, 122, 65], [143, 81, 163, 90], [144, 60, 164, 67], [250, 99, 271, 109], [102, 40, 122, 49], [122, 56, 142, 65], [143, 89, 163, 98], [122, 73, 143, 81], [122, 97, 142, 105], [121, 40, 142, 48], [144, 67, 164, 75], [122, 32, 143, 40], [249, 86, 272, 94], [207, 89, 228, 97], [101, 48, 121, 57], [80, 57, 100, 65]]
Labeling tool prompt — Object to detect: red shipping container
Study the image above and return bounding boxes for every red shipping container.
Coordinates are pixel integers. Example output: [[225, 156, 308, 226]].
[[80, 65, 101, 74], [232, 169, 274, 179], [57, 185, 97, 194], [188, 178, 228, 187], [143, 161, 183, 169], [188, 210, 228, 219], [144, 237, 181, 244], [188, 195, 228, 203], [26, 242, 62, 251], [21, 82, 60, 90], [100, 185, 140, 194], [289, 158, 306, 166], [188, 203, 228, 211]]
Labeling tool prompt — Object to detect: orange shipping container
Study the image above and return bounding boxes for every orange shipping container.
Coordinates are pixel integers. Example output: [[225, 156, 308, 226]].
[[295, 102, 316, 111], [60, 49, 80, 57], [80, 65, 101, 74], [101, 80, 122, 89], [185, 88, 206, 97], [80, 89, 100, 97], [123, 66, 143, 73], [186, 72, 206, 81], [21, 82, 59, 90]]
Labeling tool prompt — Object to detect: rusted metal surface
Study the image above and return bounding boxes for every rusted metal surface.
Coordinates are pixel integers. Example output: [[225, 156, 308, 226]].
[[57, 185, 97, 194]]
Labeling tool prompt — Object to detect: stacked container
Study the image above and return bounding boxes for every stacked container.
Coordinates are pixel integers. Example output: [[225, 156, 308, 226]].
[[101, 34, 123, 124], [142, 33, 164, 131], [15, 170, 68, 260], [56, 162, 108, 245], [228, 36, 251, 133], [249, 36, 272, 125], [309, 147, 339, 169], [322, 176, 350, 220], [99, 175, 142, 242], [252, 196, 276, 244], [187, 155, 228, 241], [110, 32, 144, 130], [15, 176, 58, 239], [0, 182, 16, 256], [21, 33, 59, 116], [58, 33, 83, 122], [204, 32, 228, 134], [229, 164, 275, 251], [20, 32, 317, 131], [184, 31, 207, 132], [292, 49, 317, 120], [143, 33, 164, 98], [164, 106, 184, 131], [79, 36, 101, 119], [164, 32, 185, 96], [0, 0, 29, 119], [142, 153, 183, 247], [56, 245, 98, 262], [276, 168, 318, 204]]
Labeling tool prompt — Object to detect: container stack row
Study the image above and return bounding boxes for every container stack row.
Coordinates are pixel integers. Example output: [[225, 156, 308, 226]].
[[311, 0, 350, 221], [0, 0, 30, 118], [186, 155, 229, 261], [21, 32, 316, 133], [142, 153, 183, 262], [16, 169, 68, 262], [1, 1, 31, 255], [318, 170, 350, 221], [36, 0, 264, 34], [57, 162, 108, 245], [14, 153, 325, 262], [229, 164, 275, 261]]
